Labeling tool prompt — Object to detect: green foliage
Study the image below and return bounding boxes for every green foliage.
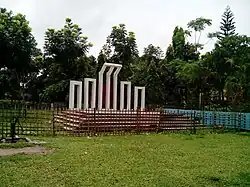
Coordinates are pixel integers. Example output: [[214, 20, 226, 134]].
[[131, 44, 165, 104], [187, 17, 212, 32], [172, 27, 185, 59], [177, 61, 200, 84], [100, 24, 138, 80], [132, 45, 187, 106], [0, 133, 250, 186], [208, 6, 236, 42], [219, 6, 236, 39], [165, 44, 174, 62], [168, 27, 199, 62], [187, 17, 212, 52], [209, 35, 250, 106], [40, 18, 93, 102], [0, 8, 38, 100], [183, 42, 199, 61]]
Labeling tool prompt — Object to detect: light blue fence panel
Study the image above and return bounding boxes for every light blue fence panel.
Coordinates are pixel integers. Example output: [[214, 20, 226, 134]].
[[165, 108, 250, 130]]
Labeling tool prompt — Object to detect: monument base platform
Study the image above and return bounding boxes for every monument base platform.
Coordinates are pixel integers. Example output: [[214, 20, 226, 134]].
[[54, 109, 205, 133]]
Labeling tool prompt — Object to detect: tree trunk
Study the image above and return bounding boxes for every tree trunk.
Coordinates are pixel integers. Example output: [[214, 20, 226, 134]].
[[221, 88, 224, 101]]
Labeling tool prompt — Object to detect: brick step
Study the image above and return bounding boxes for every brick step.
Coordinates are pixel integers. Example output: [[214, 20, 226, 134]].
[[55, 114, 188, 120], [63, 127, 157, 132], [160, 120, 195, 123], [63, 125, 205, 132], [63, 110, 192, 117], [54, 120, 196, 127], [60, 121, 201, 130], [161, 117, 194, 120], [63, 125, 157, 132], [57, 116, 161, 121], [54, 114, 161, 122], [63, 110, 160, 114], [60, 113, 161, 119], [161, 119, 194, 122], [55, 115, 160, 120], [59, 122, 196, 128], [54, 119, 196, 125], [67, 111, 159, 113], [54, 116, 160, 124], [55, 116, 195, 124], [59, 111, 192, 119], [56, 121, 159, 128]]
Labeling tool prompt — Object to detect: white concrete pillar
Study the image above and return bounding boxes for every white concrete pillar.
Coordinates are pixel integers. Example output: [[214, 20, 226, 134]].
[[69, 80, 82, 109], [105, 67, 114, 109], [98, 63, 122, 110], [84, 78, 96, 109], [120, 81, 131, 110], [113, 67, 122, 110], [134, 86, 146, 110]]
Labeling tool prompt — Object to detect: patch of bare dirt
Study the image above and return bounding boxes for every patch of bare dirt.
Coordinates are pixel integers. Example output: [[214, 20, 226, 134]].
[[0, 146, 54, 156]]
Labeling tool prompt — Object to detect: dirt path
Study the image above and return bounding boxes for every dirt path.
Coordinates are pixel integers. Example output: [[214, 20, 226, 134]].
[[0, 146, 54, 156]]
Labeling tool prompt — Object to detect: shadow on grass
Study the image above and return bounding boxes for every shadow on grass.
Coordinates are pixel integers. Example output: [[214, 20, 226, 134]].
[[162, 128, 250, 141], [226, 172, 250, 186], [201, 172, 250, 186], [205, 128, 250, 136], [0, 142, 35, 149], [234, 132, 250, 137], [216, 128, 250, 137]]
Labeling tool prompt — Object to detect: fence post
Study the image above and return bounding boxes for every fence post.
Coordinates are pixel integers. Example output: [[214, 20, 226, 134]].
[[1, 122, 3, 139], [157, 109, 162, 133], [237, 113, 241, 131], [136, 108, 139, 134], [52, 107, 55, 136], [94, 108, 96, 135], [193, 111, 196, 134]]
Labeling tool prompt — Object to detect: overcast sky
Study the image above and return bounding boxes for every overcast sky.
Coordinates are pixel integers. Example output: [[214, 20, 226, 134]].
[[1, 0, 250, 57]]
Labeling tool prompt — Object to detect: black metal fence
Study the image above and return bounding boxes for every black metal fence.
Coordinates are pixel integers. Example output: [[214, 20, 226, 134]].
[[0, 101, 247, 138]]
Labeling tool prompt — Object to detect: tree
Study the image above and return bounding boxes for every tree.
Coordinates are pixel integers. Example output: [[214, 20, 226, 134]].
[[165, 44, 174, 62], [132, 45, 187, 106], [141, 44, 164, 62], [203, 7, 237, 104], [101, 24, 138, 80], [96, 44, 111, 72], [219, 6, 236, 39], [187, 17, 212, 52], [208, 6, 236, 42], [40, 18, 93, 102], [24, 55, 45, 101], [183, 42, 199, 61], [219, 35, 250, 105], [0, 8, 38, 99], [172, 27, 185, 60], [201, 35, 250, 109], [166, 27, 198, 62], [131, 45, 166, 105]]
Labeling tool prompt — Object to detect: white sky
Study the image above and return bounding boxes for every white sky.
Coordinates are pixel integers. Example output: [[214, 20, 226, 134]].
[[1, 0, 250, 57]]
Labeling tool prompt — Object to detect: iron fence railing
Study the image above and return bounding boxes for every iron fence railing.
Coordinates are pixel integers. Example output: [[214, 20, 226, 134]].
[[0, 102, 248, 138]]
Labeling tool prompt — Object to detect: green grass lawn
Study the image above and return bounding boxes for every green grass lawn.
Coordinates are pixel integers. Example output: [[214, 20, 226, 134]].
[[0, 132, 250, 187]]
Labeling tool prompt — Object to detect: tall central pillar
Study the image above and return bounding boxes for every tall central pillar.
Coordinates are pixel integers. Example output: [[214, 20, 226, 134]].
[[98, 63, 122, 110]]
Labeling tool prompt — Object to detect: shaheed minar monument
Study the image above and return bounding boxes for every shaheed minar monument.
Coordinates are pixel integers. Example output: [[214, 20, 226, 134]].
[[54, 63, 194, 132], [68, 63, 145, 111]]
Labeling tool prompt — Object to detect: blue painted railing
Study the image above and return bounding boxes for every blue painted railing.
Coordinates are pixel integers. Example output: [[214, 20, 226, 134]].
[[165, 108, 250, 130]]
